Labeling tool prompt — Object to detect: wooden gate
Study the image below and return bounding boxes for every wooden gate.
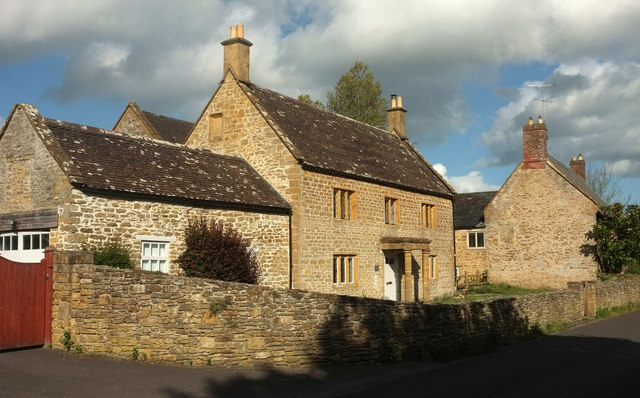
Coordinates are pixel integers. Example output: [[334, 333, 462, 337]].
[[0, 247, 54, 350]]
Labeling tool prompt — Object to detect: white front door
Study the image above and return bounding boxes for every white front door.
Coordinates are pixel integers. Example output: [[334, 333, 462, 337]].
[[384, 254, 401, 300], [0, 231, 50, 263]]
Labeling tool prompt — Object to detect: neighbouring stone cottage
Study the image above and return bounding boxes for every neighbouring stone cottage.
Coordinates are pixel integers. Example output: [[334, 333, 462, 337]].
[[184, 25, 457, 301], [113, 102, 193, 144], [0, 103, 291, 286], [454, 116, 606, 289], [453, 191, 496, 282]]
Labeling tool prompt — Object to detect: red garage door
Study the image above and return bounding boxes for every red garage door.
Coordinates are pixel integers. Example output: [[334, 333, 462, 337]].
[[0, 248, 53, 351]]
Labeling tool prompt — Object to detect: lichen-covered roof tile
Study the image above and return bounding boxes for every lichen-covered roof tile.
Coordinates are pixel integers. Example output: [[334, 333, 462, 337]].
[[42, 118, 290, 212], [241, 83, 454, 198]]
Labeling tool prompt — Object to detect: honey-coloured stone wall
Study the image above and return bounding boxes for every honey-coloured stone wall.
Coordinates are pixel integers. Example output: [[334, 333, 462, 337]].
[[485, 164, 599, 289], [454, 229, 488, 281]]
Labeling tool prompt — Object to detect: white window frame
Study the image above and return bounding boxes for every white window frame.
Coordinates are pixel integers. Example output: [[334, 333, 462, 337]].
[[136, 235, 175, 273], [468, 231, 485, 249], [0, 231, 50, 262]]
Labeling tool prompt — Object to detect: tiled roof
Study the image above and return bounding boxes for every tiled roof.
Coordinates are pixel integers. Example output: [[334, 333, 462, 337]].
[[547, 156, 607, 208], [38, 115, 290, 212], [241, 83, 455, 198], [453, 191, 497, 229], [140, 110, 193, 144]]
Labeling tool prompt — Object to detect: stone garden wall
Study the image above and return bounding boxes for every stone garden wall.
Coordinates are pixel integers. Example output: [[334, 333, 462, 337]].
[[52, 254, 640, 368]]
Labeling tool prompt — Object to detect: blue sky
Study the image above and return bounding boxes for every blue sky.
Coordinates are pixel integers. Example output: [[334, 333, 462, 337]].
[[1, 0, 639, 203]]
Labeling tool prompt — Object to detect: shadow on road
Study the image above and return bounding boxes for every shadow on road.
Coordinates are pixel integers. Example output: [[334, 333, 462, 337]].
[[160, 334, 640, 397]]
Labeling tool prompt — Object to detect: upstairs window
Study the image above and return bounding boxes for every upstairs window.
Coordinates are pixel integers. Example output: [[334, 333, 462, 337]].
[[468, 231, 485, 248], [422, 204, 436, 228], [385, 197, 398, 225], [333, 255, 357, 285], [333, 189, 355, 220]]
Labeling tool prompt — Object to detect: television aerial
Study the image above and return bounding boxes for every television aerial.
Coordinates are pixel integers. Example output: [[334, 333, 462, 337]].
[[528, 82, 556, 122]]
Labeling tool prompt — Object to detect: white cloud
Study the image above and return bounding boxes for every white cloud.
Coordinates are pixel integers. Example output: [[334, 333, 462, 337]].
[[481, 59, 640, 177], [433, 163, 500, 193]]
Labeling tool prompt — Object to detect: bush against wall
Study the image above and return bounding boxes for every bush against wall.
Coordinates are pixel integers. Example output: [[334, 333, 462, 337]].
[[588, 203, 640, 274], [92, 241, 134, 269], [177, 218, 260, 284]]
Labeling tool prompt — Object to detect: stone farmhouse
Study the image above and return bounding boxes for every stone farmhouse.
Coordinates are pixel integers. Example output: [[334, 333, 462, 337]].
[[0, 25, 457, 301], [181, 25, 457, 301], [0, 103, 291, 286], [454, 116, 606, 289]]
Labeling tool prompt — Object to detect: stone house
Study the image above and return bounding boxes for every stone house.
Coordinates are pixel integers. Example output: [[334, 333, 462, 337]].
[[0, 103, 291, 287], [453, 191, 496, 282], [184, 25, 457, 301], [113, 102, 193, 144], [454, 116, 606, 289]]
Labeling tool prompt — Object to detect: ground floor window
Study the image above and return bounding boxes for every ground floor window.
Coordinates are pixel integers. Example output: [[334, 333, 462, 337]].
[[141, 242, 168, 273], [333, 254, 357, 285], [0, 231, 50, 262], [468, 231, 485, 248], [428, 255, 438, 279]]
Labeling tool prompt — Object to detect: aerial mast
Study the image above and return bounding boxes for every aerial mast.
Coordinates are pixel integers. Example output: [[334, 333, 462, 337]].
[[528, 82, 556, 121]]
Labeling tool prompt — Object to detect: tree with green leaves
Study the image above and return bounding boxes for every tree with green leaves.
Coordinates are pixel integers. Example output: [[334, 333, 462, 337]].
[[297, 94, 325, 109], [587, 203, 640, 274], [326, 61, 387, 128]]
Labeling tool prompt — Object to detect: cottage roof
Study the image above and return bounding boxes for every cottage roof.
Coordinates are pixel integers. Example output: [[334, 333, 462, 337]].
[[18, 104, 290, 213], [239, 82, 455, 198], [453, 191, 497, 229], [139, 108, 193, 144], [114, 102, 193, 144], [547, 155, 607, 208]]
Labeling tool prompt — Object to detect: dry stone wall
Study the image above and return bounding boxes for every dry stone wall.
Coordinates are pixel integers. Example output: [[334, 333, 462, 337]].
[[53, 259, 631, 368]]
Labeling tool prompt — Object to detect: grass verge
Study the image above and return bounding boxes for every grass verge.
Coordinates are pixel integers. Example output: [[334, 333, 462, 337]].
[[434, 283, 552, 304]]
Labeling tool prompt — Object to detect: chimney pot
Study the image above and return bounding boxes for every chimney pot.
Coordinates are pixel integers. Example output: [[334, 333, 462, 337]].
[[522, 116, 548, 169], [230, 25, 237, 38], [570, 153, 586, 180], [387, 94, 407, 139], [221, 24, 253, 82], [538, 115, 543, 124]]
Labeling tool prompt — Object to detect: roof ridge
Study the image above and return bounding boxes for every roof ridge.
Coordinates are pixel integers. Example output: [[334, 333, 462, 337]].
[[44, 117, 250, 163]]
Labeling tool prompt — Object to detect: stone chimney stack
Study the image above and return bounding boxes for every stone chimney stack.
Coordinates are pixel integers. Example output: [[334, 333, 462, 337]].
[[522, 116, 548, 169], [221, 24, 253, 82], [387, 94, 407, 140], [570, 154, 586, 180]]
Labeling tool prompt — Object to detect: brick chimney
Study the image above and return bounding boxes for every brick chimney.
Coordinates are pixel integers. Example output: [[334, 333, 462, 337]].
[[522, 116, 547, 169], [387, 94, 407, 140], [221, 24, 253, 82], [570, 154, 586, 180]]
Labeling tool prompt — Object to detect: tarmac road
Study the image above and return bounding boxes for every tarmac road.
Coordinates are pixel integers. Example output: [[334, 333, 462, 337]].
[[1, 310, 639, 398]]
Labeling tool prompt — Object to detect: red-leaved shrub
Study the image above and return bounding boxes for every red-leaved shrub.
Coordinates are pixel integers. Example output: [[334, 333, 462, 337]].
[[177, 218, 260, 284]]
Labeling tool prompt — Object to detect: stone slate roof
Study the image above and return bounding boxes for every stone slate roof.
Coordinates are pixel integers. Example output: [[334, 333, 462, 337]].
[[139, 109, 193, 144], [240, 83, 455, 198], [21, 104, 289, 213], [547, 156, 607, 208], [454, 191, 497, 229]]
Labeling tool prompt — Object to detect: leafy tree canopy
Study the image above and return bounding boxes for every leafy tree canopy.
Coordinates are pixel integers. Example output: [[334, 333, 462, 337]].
[[297, 93, 325, 109], [587, 203, 640, 274], [326, 61, 387, 128]]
